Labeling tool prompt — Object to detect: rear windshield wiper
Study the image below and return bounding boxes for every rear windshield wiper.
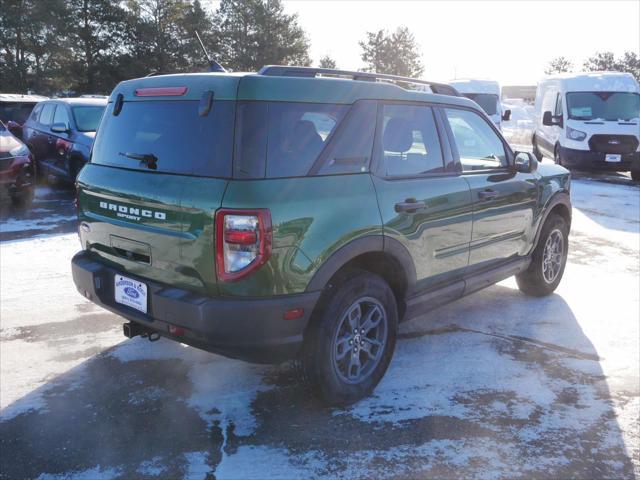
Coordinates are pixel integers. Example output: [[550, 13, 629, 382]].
[[119, 152, 158, 170]]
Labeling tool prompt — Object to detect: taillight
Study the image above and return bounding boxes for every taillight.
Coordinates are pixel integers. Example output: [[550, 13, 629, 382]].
[[215, 209, 272, 282]]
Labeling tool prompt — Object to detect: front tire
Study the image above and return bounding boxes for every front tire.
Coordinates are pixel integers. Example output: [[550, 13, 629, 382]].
[[554, 144, 563, 167], [532, 135, 543, 162], [303, 271, 398, 406], [516, 213, 569, 297]]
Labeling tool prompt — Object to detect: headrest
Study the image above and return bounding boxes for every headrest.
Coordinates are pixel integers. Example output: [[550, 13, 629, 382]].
[[291, 120, 320, 145], [383, 117, 413, 153]]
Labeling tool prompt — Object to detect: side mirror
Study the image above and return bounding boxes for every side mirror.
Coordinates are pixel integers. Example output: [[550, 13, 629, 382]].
[[51, 122, 70, 134], [514, 151, 538, 173], [542, 110, 563, 128], [502, 109, 511, 122]]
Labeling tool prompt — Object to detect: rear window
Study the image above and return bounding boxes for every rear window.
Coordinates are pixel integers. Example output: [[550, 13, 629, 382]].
[[234, 101, 348, 178], [91, 100, 235, 177], [0, 102, 37, 124]]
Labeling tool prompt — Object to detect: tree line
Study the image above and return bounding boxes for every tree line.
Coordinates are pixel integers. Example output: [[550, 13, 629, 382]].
[[545, 52, 639, 80], [2, 0, 636, 96], [0, 0, 425, 95]]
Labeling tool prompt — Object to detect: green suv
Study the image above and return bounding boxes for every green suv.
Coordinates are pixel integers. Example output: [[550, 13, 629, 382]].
[[72, 66, 571, 405]]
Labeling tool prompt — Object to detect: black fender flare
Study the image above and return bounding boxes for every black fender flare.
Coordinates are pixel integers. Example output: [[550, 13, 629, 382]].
[[530, 191, 572, 254], [305, 235, 416, 294]]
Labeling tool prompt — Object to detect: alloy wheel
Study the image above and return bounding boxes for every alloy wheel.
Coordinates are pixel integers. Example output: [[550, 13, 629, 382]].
[[331, 297, 388, 384]]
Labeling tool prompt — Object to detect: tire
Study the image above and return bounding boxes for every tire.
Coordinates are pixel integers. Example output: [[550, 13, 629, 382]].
[[554, 144, 563, 167], [531, 135, 543, 161], [516, 213, 569, 297], [631, 167, 640, 182], [10, 166, 36, 208], [11, 185, 35, 208], [303, 270, 398, 406]]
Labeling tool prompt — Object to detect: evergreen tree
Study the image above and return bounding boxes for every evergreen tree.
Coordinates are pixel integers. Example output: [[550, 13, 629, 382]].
[[544, 56, 573, 75], [359, 26, 423, 77], [214, 0, 310, 71], [318, 55, 336, 69]]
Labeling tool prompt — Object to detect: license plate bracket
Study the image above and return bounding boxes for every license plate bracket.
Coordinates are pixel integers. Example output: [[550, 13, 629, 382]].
[[114, 274, 148, 314]]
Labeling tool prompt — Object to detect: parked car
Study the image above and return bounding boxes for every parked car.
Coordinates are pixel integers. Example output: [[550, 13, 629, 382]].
[[0, 120, 36, 206], [71, 66, 571, 405], [0, 93, 48, 140], [448, 79, 511, 130], [532, 71, 640, 180], [23, 97, 107, 184]]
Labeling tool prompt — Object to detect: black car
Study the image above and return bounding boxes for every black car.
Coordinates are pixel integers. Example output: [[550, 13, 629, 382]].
[[23, 98, 107, 183]]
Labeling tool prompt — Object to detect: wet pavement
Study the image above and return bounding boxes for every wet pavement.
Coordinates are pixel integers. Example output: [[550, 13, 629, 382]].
[[0, 174, 638, 479]]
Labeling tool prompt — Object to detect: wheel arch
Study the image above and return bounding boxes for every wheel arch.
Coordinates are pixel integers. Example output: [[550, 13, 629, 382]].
[[530, 192, 572, 254], [305, 235, 416, 319]]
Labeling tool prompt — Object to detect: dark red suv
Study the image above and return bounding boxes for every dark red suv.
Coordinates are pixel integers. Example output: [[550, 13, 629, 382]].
[[0, 120, 36, 206]]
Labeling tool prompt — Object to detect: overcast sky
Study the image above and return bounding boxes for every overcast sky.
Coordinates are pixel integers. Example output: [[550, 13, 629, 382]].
[[207, 1, 640, 86]]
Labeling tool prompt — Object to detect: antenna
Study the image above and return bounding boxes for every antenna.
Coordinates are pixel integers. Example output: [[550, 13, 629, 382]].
[[195, 31, 226, 73]]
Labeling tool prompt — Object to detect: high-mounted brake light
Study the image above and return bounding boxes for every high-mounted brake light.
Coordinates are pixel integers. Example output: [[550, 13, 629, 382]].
[[134, 86, 188, 97], [215, 209, 272, 282]]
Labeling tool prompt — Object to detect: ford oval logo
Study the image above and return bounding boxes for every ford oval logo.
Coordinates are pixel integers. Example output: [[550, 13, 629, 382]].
[[124, 286, 139, 299], [608, 140, 620, 145]]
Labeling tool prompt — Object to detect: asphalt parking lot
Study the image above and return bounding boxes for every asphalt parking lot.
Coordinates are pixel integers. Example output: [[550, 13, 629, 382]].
[[1, 168, 638, 479]]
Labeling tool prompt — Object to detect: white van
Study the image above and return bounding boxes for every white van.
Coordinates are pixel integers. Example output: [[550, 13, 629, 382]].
[[448, 79, 510, 129], [532, 72, 640, 179]]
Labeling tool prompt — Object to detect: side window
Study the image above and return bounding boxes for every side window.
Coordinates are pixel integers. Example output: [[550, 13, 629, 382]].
[[541, 89, 557, 113], [317, 100, 376, 175], [39, 104, 56, 126], [53, 105, 71, 127], [234, 102, 348, 179], [29, 103, 43, 121], [378, 104, 444, 177], [554, 93, 563, 117], [444, 108, 507, 171]]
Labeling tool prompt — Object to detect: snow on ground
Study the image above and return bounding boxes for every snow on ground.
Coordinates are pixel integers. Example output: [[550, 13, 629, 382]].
[[0, 179, 638, 479]]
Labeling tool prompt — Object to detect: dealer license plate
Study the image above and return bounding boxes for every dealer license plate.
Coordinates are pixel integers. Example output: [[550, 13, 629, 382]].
[[114, 274, 147, 313], [605, 154, 621, 163]]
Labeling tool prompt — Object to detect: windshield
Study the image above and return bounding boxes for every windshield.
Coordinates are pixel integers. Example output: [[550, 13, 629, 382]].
[[72, 106, 106, 132], [462, 93, 499, 116], [566, 92, 640, 121], [92, 100, 234, 177]]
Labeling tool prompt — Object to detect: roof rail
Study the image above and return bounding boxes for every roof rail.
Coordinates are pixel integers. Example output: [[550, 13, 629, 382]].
[[258, 65, 460, 96]]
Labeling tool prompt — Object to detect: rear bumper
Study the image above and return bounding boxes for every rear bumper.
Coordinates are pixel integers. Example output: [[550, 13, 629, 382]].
[[559, 146, 639, 171], [71, 251, 320, 363]]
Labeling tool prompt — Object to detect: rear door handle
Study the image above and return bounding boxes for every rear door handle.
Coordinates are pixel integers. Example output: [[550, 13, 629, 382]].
[[395, 198, 426, 213], [478, 189, 499, 201]]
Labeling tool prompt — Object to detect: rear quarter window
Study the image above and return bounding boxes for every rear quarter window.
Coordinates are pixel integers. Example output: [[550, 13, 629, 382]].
[[91, 100, 235, 177]]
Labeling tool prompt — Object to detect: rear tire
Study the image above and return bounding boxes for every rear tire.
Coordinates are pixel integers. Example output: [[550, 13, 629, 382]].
[[303, 270, 398, 406], [631, 165, 640, 182], [516, 213, 568, 297]]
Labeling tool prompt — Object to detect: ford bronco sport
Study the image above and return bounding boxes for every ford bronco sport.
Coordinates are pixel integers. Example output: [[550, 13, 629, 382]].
[[72, 66, 572, 405]]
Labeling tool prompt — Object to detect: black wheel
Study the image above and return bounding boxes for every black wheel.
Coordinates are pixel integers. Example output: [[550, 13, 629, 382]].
[[554, 145, 563, 166], [516, 213, 569, 297], [631, 166, 640, 182], [10, 166, 36, 208], [531, 135, 543, 161], [303, 270, 398, 405]]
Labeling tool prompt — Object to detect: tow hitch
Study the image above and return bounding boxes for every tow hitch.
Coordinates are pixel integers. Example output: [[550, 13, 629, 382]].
[[123, 322, 160, 341]]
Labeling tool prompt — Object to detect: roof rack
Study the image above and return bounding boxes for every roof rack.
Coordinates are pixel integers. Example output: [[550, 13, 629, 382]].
[[258, 65, 460, 96]]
